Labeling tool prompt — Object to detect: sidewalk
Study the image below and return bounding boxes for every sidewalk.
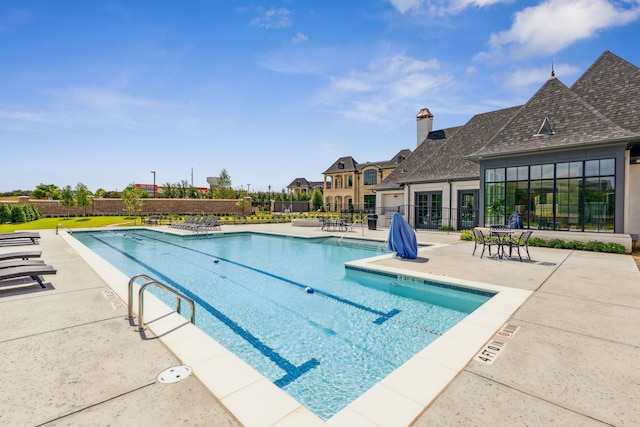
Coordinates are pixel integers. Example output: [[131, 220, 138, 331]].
[[1, 224, 638, 426]]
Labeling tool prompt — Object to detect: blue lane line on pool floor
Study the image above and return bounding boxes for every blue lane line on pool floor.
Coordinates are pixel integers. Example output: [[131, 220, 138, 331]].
[[91, 235, 318, 387], [133, 232, 403, 325]]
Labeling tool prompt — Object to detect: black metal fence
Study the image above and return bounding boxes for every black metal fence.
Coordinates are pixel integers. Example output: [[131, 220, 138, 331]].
[[331, 204, 479, 232]]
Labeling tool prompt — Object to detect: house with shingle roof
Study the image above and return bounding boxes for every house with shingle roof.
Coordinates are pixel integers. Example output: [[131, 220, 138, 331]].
[[375, 50, 640, 245], [323, 149, 411, 212], [286, 178, 323, 195]]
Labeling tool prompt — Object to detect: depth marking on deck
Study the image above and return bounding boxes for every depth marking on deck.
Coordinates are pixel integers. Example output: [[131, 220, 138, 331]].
[[475, 324, 520, 365], [497, 323, 520, 339], [474, 340, 506, 365], [101, 289, 125, 310]]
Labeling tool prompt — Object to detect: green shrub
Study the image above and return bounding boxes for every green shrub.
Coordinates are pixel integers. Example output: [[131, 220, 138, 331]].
[[438, 225, 455, 231], [459, 229, 473, 241], [564, 240, 585, 250], [465, 230, 627, 254], [0, 204, 10, 223], [10, 205, 26, 223]]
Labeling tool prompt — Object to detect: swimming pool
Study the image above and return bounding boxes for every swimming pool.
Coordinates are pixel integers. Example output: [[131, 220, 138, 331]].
[[73, 229, 494, 420]]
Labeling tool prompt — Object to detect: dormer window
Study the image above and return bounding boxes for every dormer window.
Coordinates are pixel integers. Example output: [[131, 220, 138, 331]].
[[397, 155, 405, 163], [534, 117, 554, 137], [338, 162, 345, 169]]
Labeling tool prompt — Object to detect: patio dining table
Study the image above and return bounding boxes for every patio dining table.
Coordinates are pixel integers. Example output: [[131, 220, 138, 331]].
[[320, 218, 347, 232], [490, 228, 515, 259]]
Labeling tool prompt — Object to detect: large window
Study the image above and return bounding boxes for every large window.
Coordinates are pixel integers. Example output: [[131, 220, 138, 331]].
[[364, 195, 376, 210], [363, 169, 377, 185], [484, 158, 615, 232]]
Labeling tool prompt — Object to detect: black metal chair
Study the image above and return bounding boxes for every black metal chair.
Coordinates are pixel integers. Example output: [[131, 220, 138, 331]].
[[472, 228, 499, 258], [510, 230, 533, 261]]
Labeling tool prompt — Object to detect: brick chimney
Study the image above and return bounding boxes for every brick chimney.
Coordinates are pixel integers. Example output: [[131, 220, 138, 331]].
[[416, 108, 433, 147]]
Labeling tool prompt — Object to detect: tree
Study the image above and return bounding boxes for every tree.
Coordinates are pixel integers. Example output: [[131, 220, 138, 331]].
[[0, 204, 11, 223], [211, 168, 234, 199], [59, 185, 75, 217], [311, 188, 324, 211], [10, 205, 26, 223], [31, 184, 61, 200], [160, 182, 177, 198], [177, 180, 190, 198], [94, 188, 106, 198], [75, 182, 92, 217], [121, 184, 145, 215]]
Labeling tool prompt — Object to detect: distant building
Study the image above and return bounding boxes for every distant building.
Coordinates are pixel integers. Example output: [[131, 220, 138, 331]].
[[322, 149, 411, 212], [287, 178, 323, 195]]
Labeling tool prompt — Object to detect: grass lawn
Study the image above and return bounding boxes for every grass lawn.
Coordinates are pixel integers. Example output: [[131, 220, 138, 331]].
[[0, 216, 139, 233]]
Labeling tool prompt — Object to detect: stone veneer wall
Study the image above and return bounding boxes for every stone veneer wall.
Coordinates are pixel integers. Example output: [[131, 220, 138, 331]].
[[15, 196, 251, 217]]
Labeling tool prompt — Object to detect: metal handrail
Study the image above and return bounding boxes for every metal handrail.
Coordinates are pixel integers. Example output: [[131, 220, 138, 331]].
[[56, 223, 73, 235], [339, 219, 365, 241], [127, 274, 195, 331]]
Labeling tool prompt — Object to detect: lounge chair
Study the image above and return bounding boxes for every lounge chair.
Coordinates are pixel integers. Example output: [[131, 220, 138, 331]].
[[196, 216, 221, 232], [0, 251, 42, 261], [472, 228, 499, 258], [0, 259, 46, 269], [0, 231, 40, 246], [0, 264, 56, 288]]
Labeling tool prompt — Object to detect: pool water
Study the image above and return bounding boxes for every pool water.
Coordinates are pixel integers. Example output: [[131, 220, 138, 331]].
[[74, 230, 492, 420]]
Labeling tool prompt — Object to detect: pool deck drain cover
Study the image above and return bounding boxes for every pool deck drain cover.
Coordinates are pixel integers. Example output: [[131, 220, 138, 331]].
[[157, 365, 192, 384]]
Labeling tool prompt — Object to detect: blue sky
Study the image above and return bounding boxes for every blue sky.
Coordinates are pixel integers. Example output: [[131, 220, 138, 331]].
[[1, 0, 639, 194]]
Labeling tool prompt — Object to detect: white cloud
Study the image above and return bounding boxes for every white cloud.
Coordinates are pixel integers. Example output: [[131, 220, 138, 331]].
[[388, 0, 511, 15], [317, 54, 448, 123], [388, 0, 424, 14], [487, 0, 640, 58], [291, 32, 308, 44], [58, 86, 162, 109], [250, 7, 292, 29], [503, 63, 582, 87]]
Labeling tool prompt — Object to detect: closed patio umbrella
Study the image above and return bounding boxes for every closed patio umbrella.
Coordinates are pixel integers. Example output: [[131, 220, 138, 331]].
[[387, 212, 418, 259]]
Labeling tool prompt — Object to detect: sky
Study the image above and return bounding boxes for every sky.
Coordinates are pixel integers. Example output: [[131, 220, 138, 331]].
[[1, 0, 639, 194]]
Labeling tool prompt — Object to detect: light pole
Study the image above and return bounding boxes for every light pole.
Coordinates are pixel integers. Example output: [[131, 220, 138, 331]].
[[150, 171, 156, 198]]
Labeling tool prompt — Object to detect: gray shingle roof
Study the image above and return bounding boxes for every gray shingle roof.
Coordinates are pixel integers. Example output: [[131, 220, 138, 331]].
[[469, 75, 637, 158], [376, 128, 460, 190], [376, 50, 640, 189], [571, 50, 640, 134], [323, 150, 412, 175], [287, 178, 322, 188], [377, 107, 519, 188]]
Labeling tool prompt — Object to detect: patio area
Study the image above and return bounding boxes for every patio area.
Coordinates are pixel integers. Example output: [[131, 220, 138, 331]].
[[1, 223, 638, 426]]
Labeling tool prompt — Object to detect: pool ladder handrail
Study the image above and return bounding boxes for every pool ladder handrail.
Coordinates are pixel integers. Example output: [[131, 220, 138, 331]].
[[338, 219, 365, 242], [56, 223, 73, 235], [127, 274, 195, 331]]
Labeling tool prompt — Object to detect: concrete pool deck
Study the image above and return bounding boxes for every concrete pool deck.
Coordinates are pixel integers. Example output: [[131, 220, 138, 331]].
[[1, 223, 638, 426]]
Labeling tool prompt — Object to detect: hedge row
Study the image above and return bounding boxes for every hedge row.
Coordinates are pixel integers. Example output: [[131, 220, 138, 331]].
[[459, 229, 626, 254], [0, 203, 41, 224]]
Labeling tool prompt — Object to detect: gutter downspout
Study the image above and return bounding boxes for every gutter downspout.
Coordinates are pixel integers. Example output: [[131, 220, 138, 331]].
[[448, 180, 453, 230]]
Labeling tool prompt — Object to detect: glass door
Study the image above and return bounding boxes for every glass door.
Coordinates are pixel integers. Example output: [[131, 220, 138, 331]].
[[458, 190, 478, 229], [415, 192, 442, 230]]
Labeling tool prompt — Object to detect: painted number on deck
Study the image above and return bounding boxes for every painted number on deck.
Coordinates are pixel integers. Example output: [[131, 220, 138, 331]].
[[475, 340, 506, 365]]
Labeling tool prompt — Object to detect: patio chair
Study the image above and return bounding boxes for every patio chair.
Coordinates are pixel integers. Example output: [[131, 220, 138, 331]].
[[0, 264, 56, 288], [510, 230, 533, 261], [472, 228, 499, 258]]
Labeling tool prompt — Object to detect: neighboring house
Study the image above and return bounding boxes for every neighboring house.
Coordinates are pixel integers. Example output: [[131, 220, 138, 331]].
[[376, 50, 640, 243], [323, 149, 411, 212], [286, 178, 323, 195]]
